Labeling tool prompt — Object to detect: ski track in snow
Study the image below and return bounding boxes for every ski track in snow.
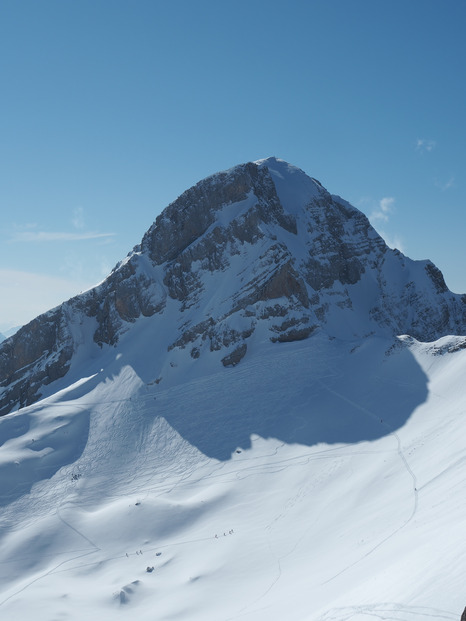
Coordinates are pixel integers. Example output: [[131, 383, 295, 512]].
[[234, 345, 422, 617], [315, 351, 419, 586], [1, 336, 465, 619], [314, 603, 457, 621], [56, 506, 100, 551], [0, 424, 366, 618], [219, 344, 425, 620]]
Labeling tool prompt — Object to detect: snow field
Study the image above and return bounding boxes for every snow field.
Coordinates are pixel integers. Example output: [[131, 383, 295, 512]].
[[0, 333, 465, 620]]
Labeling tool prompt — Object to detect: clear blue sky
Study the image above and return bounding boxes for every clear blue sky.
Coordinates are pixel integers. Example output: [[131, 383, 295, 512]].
[[1, 0, 465, 331]]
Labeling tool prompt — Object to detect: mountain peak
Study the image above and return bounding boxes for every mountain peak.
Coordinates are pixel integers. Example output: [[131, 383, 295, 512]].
[[1, 159, 465, 415]]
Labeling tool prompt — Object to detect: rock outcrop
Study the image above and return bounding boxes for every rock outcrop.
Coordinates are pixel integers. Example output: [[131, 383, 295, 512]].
[[1, 157, 465, 416]]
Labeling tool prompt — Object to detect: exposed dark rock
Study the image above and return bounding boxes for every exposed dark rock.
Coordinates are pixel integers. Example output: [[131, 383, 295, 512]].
[[140, 162, 270, 264], [221, 344, 247, 367], [259, 262, 310, 308], [0, 308, 73, 416], [1, 157, 465, 417], [168, 318, 215, 351], [425, 261, 448, 293], [269, 316, 316, 343], [270, 326, 315, 343]]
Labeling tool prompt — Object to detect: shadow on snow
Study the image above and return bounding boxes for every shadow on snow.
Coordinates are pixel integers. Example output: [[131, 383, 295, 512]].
[[147, 335, 428, 461]]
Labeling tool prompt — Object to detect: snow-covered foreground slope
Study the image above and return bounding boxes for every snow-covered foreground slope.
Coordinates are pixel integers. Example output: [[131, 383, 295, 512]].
[[1, 156, 465, 620], [0, 330, 465, 621]]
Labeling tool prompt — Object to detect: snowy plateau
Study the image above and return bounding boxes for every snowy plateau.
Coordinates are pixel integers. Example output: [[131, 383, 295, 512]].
[[0, 157, 465, 621]]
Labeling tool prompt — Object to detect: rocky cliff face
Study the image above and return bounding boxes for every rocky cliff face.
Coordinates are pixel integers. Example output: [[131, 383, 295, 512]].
[[1, 157, 465, 416]]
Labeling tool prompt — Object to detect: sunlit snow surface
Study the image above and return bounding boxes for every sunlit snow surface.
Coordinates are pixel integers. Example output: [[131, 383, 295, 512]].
[[0, 330, 465, 621]]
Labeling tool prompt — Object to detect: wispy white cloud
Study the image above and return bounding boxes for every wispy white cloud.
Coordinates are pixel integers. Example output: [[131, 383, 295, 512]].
[[362, 196, 403, 251], [10, 231, 115, 242], [435, 176, 455, 191], [416, 138, 436, 154], [370, 197, 395, 223]]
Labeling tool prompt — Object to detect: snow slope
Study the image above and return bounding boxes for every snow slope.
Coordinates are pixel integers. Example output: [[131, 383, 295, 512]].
[[1, 157, 465, 620], [0, 326, 465, 620], [2, 157, 465, 417]]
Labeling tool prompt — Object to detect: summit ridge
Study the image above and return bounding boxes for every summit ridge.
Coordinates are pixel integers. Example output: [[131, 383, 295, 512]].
[[0, 158, 465, 415]]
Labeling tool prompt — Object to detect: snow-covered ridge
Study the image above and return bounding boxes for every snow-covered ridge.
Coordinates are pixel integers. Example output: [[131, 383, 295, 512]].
[[1, 158, 465, 416], [1, 158, 466, 620]]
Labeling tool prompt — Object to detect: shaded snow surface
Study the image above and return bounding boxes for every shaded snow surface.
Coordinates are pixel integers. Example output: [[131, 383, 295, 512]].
[[0, 328, 465, 621]]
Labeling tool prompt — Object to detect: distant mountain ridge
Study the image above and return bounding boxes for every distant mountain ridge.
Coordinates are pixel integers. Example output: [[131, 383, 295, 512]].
[[1, 157, 465, 416]]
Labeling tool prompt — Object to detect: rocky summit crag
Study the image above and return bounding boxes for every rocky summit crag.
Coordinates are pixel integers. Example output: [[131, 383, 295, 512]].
[[1, 157, 465, 416]]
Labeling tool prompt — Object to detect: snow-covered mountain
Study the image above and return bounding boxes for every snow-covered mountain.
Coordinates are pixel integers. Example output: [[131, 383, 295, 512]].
[[1, 157, 465, 416], [0, 158, 465, 620]]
